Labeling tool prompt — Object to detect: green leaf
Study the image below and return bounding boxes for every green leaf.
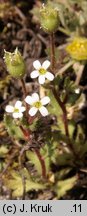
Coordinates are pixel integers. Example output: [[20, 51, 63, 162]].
[[68, 120, 76, 138], [0, 146, 9, 158], [80, 142, 87, 157], [48, 90, 62, 117], [26, 145, 51, 176], [26, 150, 42, 175], [0, 75, 11, 92], [55, 176, 77, 199], [72, 125, 87, 158], [56, 152, 73, 166], [30, 6, 40, 23], [4, 115, 24, 140], [5, 169, 45, 197], [56, 168, 71, 180], [48, 90, 65, 131]]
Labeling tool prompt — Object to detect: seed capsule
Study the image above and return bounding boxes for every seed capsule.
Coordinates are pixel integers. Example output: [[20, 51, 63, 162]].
[[4, 48, 26, 78], [40, 3, 60, 33]]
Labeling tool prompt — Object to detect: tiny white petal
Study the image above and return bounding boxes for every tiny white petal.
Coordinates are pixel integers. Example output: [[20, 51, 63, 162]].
[[75, 88, 80, 94], [38, 75, 45, 84], [13, 112, 23, 119], [33, 60, 41, 70], [42, 60, 50, 69], [5, 105, 14, 113], [32, 93, 39, 103], [20, 106, 26, 112], [25, 96, 33, 105], [18, 112, 23, 118], [41, 96, 50, 105], [45, 72, 54, 81], [15, 101, 22, 108], [29, 107, 38, 116], [30, 70, 39, 78], [39, 106, 48, 116]]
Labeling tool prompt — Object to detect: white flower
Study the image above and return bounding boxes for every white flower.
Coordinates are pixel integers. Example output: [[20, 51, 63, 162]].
[[25, 93, 50, 117], [75, 88, 80, 94], [5, 100, 26, 119], [30, 60, 54, 84]]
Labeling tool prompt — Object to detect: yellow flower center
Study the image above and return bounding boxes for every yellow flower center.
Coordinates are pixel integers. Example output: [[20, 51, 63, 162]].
[[39, 68, 46, 75], [34, 101, 42, 108], [14, 108, 19, 113]]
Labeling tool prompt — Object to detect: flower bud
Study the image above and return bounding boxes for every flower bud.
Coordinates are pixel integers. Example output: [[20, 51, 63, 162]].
[[66, 37, 87, 61], [40, 3, 60, 33], [4, 48, 26, 78]]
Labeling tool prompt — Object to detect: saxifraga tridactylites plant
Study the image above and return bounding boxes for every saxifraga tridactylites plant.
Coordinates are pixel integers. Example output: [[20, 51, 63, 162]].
[[1, 2, 87, 199]]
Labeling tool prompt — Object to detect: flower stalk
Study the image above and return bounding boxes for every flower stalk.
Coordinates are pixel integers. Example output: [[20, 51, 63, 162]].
[[50, 33, 55, 72], [20, 78, 29, 120], [34, 149, 47, 178], [19, 126, 47, 179], [52, 87, 79, 156], [49, 31, 79, 157], [21, 78, 27, 99]]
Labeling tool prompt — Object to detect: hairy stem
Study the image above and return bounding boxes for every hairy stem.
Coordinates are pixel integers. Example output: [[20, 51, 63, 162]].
[[20, 79, 47, 178], [34, 149, 47, 178], [50, 33, 55, 72], [52, 87, 69, 138], [52, 87, 78, 156], [19, 145, 47, 179], [19, 125, 31, 140], [49, 32, 78, 157], [21, 78, 27, 98], [50, 33, 69, 138], [19, 127, 47, 179], [20, 78, 29, 119]]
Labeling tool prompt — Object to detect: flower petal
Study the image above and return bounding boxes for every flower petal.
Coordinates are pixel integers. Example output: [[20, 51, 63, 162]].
[[32, 93, 39, 103], [15, 101, 22, 108], [30, 70, 39, 78], [20, 106, 26, 112], [45, 72, 54, 81], [38, 75, 45, 84], [13, 112, 23, 119], [75, 88, 80, 94], [42, 60, 50, 69], [41, 96, 50, 105], [29, 107, 38, 116], [39, 106, 48, 116], [25, 96, 33, 105], [5, 105, 14, 113], [33, 60, 41, 70]]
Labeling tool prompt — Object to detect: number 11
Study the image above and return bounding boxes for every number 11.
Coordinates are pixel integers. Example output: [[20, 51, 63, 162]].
[[73, 204, 81, 212]]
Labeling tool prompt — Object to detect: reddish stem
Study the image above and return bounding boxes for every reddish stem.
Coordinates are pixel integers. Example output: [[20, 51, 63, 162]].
[[21, 78, 27, 98], [34, 149, 46, 178], [50, 32, 80, 159], [20, 125, 31, 140], [50, 33, 55, 72], [19, 125, 46, 178], [52, 87, 79, 156], [20, 78, 47, 178]]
